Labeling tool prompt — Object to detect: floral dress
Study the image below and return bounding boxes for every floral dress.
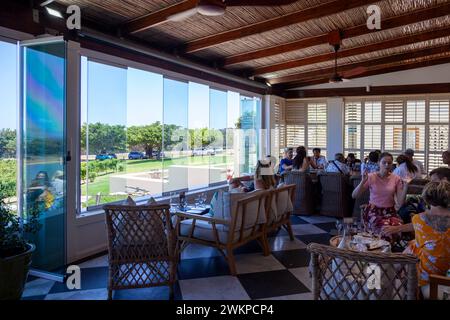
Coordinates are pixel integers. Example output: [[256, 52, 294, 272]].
[[407, 213, 450, 287]]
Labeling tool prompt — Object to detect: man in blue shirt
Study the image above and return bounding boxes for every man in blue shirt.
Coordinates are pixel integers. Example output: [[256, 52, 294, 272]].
[[279, 147, 294, 174]]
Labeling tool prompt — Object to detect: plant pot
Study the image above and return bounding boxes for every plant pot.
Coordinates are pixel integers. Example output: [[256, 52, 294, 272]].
[[0, 243, 35, 300]]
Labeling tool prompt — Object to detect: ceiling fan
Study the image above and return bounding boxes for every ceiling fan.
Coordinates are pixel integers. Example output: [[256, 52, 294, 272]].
[[168, 0, 299, 21], [329, 43, 368, 83]]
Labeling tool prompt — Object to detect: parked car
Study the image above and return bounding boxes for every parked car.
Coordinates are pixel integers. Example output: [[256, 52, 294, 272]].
[[192, 148, 207, 156], [95, 154, 114, 161], [108, 153, 117, 159], [128, 151, 144, 160]]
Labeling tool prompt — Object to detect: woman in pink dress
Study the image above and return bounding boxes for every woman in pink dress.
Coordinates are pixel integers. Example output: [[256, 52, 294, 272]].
[[352, 152, 409, 242]]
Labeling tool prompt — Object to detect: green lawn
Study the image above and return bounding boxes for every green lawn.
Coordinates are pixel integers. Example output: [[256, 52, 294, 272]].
[[81, 155, 232, 207]]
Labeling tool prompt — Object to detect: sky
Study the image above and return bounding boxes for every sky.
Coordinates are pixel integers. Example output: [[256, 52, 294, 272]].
[[0, 41, 17, 130]]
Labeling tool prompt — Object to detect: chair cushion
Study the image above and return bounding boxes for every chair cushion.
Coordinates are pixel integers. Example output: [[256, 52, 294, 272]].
[[178, 219, 253, 244], [211, 190, 267, 232], [268, 188, 293, 225]]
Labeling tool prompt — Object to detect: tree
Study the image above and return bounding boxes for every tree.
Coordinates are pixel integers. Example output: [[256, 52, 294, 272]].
[[81, 123, 126, 154], [127, 122, 163, 158], [0, 129, 16, 158]]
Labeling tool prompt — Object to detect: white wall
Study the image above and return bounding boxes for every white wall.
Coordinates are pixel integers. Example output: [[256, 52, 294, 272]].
[[295, 62, 450, 90]]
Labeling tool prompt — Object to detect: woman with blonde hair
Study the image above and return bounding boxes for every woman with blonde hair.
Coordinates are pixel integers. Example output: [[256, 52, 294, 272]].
[[254, 159, 277, 190], [405, 181, 450, 298]]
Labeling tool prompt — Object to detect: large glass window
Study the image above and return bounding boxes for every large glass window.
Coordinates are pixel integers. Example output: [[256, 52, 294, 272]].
[[0, 40, 17, 212], [209, 89, 227, 185], [79, 56, 262, 211], [188, 82, 209, 190], [80, 58, 127, 209]]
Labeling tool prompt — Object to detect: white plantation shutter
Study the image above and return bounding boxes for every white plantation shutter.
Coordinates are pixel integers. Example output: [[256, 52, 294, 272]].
[[307, 102, 327, 151], [429, 125, 449, 152], [384, 125, 403, 151], [345, 102, 361, 122], [429, 100, 450, 123], [308, 103, 327, 123], [407, 100, 426, 123], [286, 124, 305, 147], [345, 125, 360, 149], [308, 125, 327, 148], [406, 125, 425, 151], [365, 101, 382, 123], [284, 100, 307, 148], [285, 100, 307, 123], [273, 102, 286, 157], [428, 153, 446, 171], [384, 100, 403, 123], [364, 125, 382, 149]]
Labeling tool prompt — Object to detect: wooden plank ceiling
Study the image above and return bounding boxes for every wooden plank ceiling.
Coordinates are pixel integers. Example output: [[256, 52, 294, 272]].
[[53, 0, 450, 89]]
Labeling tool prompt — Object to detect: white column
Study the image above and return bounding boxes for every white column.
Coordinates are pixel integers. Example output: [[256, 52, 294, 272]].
[[326, 97, 344, 159]]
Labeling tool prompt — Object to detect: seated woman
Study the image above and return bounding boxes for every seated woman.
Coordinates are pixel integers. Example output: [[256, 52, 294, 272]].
[[292, 146, 310, 172], [352, 152, 408, 242], [404, 181, 450, 299], [393, 154, 421, 182], [254, 159, 277, 190]]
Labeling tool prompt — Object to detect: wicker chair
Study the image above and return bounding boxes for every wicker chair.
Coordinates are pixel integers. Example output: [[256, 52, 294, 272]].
[[307, 243, 419, 300], [264, 184, 296, 244], [350, 175, 370, 218], [318, 172, 352, 218], [429, 274, 450, 300], [407, 178, 429, 195], [104, 204, 179, 300], [176, 190, 272, 275], [282, 171, 315, 215]]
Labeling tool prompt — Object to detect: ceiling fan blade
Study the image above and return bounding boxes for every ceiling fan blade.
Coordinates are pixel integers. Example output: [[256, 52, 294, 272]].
[[167, 7, 199, 22], [341, 66, 367, 78], [225, 0, 299, 6]]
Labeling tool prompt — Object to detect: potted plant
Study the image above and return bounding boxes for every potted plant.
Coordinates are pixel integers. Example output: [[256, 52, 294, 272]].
[[0, 195, 41, 300]]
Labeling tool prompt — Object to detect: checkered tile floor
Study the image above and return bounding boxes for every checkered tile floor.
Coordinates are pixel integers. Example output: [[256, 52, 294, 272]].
[[22, 215, 338, 300]]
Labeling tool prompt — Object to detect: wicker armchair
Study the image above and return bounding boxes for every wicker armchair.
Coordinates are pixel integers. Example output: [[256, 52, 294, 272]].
[[104, 204, 179, 300], [318, 172, 352, 218], [176, 190, 271, 275], [350, 175, 370, 218], [264, 184, 296, 243], [407, 178, 429, 195], [307, 243, 419, 300], [282, 171, 315, 215]]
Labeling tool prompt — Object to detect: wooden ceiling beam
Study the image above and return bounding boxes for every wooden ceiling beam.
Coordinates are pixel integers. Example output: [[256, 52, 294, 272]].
[[122, 0, 198, 34], [270, 44, 450, 85], [253, 27, 450, 76], [183, 0, 375, 53], [278, 54, 450, 89], [223, 2, 450, 67]]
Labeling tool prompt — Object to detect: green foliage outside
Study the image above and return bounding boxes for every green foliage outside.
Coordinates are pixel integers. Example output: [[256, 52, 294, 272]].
[[0, 160, 17, 199]]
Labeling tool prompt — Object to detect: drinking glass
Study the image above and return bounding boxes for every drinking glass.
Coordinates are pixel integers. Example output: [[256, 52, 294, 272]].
[[169, 192, 178, 212], [200, 192, 207, 207], [335, 220, 343, 236]]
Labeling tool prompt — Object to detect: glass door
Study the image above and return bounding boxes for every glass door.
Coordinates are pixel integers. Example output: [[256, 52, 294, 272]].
[[19, 37, 67, 275]]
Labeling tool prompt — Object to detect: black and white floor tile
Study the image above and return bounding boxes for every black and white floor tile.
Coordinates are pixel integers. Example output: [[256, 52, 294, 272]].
[[22, 215, 338, 300]]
